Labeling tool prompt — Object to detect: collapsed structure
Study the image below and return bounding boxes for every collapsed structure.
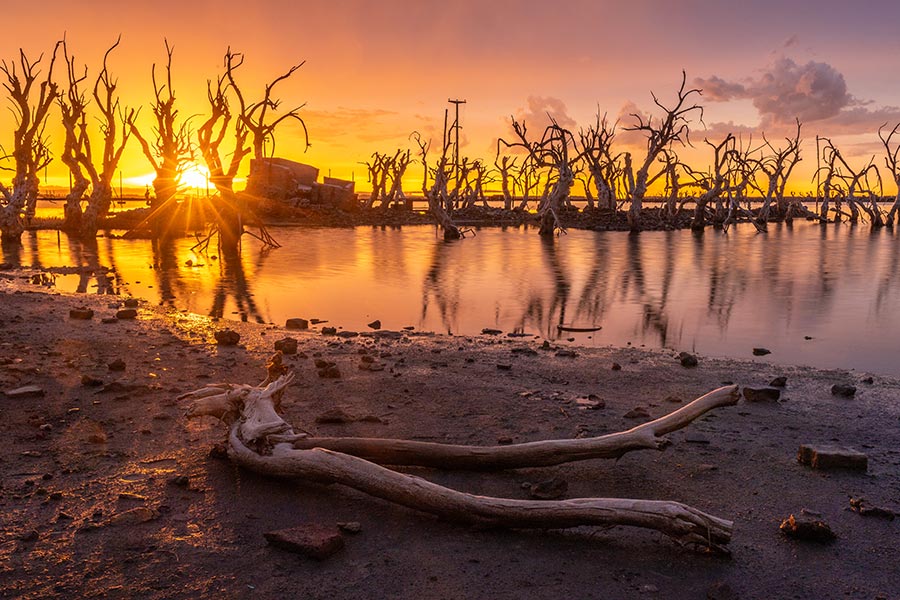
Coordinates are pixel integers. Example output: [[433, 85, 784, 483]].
[[244, 158, 357, 210]]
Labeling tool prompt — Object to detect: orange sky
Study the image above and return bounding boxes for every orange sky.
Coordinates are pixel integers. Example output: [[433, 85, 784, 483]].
[[3, 0, 900, 195]]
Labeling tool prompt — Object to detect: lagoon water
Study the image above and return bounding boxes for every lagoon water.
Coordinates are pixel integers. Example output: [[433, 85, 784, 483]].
[[5, 221, 900, 376]]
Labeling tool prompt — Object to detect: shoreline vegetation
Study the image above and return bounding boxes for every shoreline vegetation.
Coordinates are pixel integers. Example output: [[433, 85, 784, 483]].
[[1, 278, 899, 599]]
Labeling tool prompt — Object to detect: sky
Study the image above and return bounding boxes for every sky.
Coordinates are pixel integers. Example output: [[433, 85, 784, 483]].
[[3, 0, 900, 194]]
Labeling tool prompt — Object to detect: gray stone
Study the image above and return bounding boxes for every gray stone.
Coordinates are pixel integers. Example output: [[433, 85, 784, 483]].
[[831, 384, 856, 398], [69, 307, 94, 320], [4, 385, 45, 398], [742, 387, 781, 402], [264, 524, 344, 559], [214, 330, 241, 346], [285, 318, 309, 330], [678, 352, 698, 368], [797, 444, 867, 471], [274, 337, 298, 355], [769, 376, 787, 387]]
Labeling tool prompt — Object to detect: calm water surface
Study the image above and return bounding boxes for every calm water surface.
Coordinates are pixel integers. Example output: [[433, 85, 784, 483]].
[[6, 222, 900, 376]]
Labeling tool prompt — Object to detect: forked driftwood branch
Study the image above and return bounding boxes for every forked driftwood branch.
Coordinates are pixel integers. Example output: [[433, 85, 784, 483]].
[[183, 360, 737, 552]]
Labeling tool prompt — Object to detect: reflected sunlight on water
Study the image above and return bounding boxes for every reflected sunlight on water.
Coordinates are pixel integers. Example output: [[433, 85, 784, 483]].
[[5, 222, 900, 376]]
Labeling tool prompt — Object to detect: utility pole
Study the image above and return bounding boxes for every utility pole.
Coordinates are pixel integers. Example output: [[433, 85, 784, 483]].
[[448, 98, 466, 182]]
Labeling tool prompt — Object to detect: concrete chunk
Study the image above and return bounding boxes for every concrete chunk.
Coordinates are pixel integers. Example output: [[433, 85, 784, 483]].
[[798, 444, 867, 471]]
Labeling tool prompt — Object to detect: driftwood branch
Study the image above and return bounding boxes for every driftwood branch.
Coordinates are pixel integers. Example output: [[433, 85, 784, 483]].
[[183, 366, 737, 552]]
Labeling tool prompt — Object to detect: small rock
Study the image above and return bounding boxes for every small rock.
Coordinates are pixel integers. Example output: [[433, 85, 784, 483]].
[[338, 521, 362, 534], [101, 317, 118, 324], [209, 443, 228, 459], [623, 406, 650, 419], [314, 359, 334, 369], [321, 326, 337, 335], [123, 298, 139, 308], [336, 331, 358, 338], [779, 513, 836, 542], [639, 584, 659, 594], [496, 436, 513, 445], [678, 352, 698, 368], [169, 475, 190, 487], [318, 366, 342, 378], [768, 376, 787, 387], [481, 328, 502, 335], [664, 395, 682, 403], [367, 320, 381, 330], [18, 530, 39, 542], [69, 307, 94, 320], [108, 359, 126, 372], [831, 384, 856, 398], [849, 497, 896, 520], [685, 433, 711, 444], [315, 408, 353, 424], [797, 444, 867, 471], [81, 374, 104, 387], [264, 524, 344, 559], [106, 506, 159, 526], [4, 385, 45, 398], [214, 330, 241, 346], [611, 362, 622, 371], [274, 337, 298, 355], [116, 308, 137, 320], [575, 394, 604, 410], [742, 387, 780, 402], [861, 376, 874, 385], [285, 318, 309, 330], [528, 477, 568, 500], [555, 350, 578, 358], [496, 364, 512, 371], [752, 347, 771, 356]]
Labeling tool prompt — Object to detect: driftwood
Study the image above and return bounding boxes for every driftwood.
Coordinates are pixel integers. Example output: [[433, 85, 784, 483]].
[[183, 362, 737, 552]]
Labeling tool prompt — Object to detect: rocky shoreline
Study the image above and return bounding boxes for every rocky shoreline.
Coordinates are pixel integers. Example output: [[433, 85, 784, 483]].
[[1, 279, 898, 599]]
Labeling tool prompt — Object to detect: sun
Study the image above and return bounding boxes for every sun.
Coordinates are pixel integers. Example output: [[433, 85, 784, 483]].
[[180, 163, 211, 189]]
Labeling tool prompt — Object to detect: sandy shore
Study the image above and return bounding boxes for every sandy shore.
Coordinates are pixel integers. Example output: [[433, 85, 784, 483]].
[[1, 275, 898, 599]]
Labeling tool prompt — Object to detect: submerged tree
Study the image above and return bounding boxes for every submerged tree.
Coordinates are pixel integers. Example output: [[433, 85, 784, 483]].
[[624, 72, 703, 231], [0, 43, 61, 243], [757, 120, 802, 222], [878, 123, 900, 225], [578, 112, 622, 211], [411, 124, 462, 240], [130, 40, 193, 236]]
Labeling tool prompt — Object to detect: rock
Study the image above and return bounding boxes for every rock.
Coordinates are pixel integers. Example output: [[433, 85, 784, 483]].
[[274, 337, 298, 355], [623, 406, 650, 419], [861, 376, 874, 385], [611, 362, 622, 371], [742, 387, 780, 402], [678, 352, 698, 368], [706, 581, 738, 600], [664, 395, 682, 403], [81, 374, 104, 387], [481, 328, 502, 335], [849, 497, 896, 520], [123, 298, 139, 308], [18, 530, 39, 542], [4, 385, 45, 398], [169, 475, 190, 487], [752, 347, 771, 356], [797, 444, 867, 471], [555, 350, 578, 358], [831, 384, 856, 398], [528, 477, 568, 500], [367, 319, 381, 330], [510, 347, 538, 356], [779, 514, 836, 542], [285, 318, 309, 330], [314, 359, 334, 369], [496, 436, 513, 445], [321, 326, 337, 335], [575, 394, 604, 410], [336, 330, 358, 338], [318, 365, 341, 379], [108, 359, 126, 372], [116, 308, 137, 320], [639, 584, 659, 594], [214, 330, 241, 346], [315, 408, 353, 424], [496, 364, 512, 371], [338, 521, 362, 534], [106, 506, 159, 526], [768, 376, 787, 387], [69, 307, 94, 320], [358, 362, 385, 372], [264, 524, 344, 559], [685, 433, 711, 444]]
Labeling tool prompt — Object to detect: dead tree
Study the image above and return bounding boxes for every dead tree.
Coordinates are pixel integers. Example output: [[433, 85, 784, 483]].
[[683, 134, 735, 230], [501, 117, 577, 236], [578, 111, 622, 211], [817, 138, 882, 225], [0, 43, 61, 243], [878, 123, 900, 225], [196, 49, 253, 251], [385, 149, 411, 207], [226, 57, 308, 162], [363, 153, 389, 209], [58, 38, 133, 239], [184, 361, 739, 552], [411, 127, 461, 240], [130, 41, 193, 237], [758, 121, 802, 222], [494, 155, 518, 210], [624, 72, 703, 231]]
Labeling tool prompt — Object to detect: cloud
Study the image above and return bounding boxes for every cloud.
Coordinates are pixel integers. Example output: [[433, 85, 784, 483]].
[[512, 96, 577, 132], [696, 58, 852, 126]]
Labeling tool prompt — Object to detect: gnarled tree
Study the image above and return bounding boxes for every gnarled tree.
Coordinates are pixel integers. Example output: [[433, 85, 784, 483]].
[[878, 123, 900, 225], [758, 120, 802, 222], [0, 43, 61, 243], [411, 126, 462, 240], [624, 72, 703, 231]]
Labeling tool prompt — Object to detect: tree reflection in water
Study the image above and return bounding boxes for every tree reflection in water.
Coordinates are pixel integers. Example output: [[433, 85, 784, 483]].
[[208, 246, 267, 323]]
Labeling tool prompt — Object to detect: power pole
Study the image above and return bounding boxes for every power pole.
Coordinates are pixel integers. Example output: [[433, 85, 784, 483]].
[[448, 98, 466, 182]]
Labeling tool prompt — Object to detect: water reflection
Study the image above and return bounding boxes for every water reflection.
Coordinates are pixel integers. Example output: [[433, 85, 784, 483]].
[[7, 223, 900, 376]]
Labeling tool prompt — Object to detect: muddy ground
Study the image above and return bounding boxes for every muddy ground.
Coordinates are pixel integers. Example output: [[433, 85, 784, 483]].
[[0, 275, 898, 599]]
